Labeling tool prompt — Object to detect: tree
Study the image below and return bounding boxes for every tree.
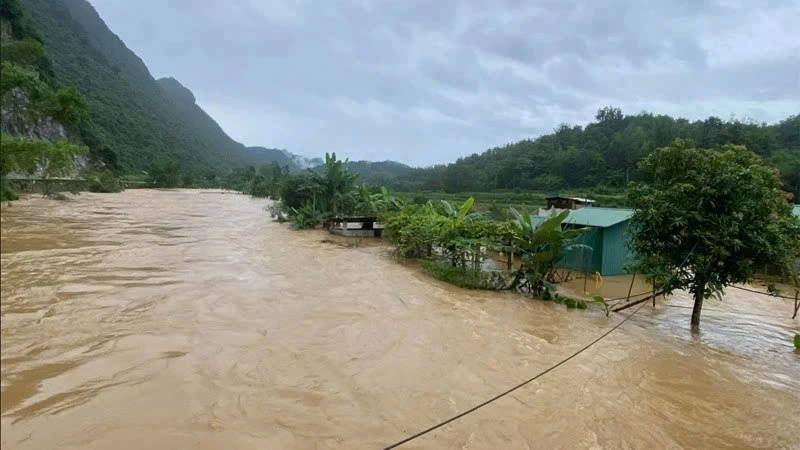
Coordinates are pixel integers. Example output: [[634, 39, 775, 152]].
[[628, 140, 800, 328], [307, 152, 358, 216], [148, 158, 181, 188], [0, 134, 87, 178], [279, 174, 316, 209], [52, 87, 89, 126]]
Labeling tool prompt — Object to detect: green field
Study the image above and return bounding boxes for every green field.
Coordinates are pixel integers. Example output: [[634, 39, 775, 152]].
[[394, 190, 628, 219]]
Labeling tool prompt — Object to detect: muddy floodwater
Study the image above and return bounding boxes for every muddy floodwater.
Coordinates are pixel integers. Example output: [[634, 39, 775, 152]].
[[1, 190, 798, 449]]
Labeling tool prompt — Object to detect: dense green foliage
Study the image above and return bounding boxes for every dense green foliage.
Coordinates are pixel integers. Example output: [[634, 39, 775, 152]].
[[507, 209, 589, 296], [271, 153, 405, 228], [628, 140, 800, 327], [0, 133, 87, 200], [1, 0, 121, 200], [0, 61, 87, 127], [382, 196, 589, 299], [419, 259, 491, 289], [0, 133, 87, 176], [82, 167, 121, 192], [306, 153, 359, 216], [357, 109, 800, 199], [342, 160, 415, 186], [220, 163, 291, 196]]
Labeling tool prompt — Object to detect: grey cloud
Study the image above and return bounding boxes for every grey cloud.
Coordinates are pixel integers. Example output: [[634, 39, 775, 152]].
[[91, 0, 799, 166]]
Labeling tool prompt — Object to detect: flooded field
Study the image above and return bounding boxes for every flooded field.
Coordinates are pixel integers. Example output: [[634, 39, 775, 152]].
[[1, 190, 798, 449]]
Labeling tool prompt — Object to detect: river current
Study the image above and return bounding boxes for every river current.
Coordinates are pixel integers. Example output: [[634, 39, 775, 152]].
[[1, 190, 798, 449]]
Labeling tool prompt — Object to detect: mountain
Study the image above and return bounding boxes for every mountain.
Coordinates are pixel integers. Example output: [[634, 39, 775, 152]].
[[243, 146, 294, 168], [18, 0, 302, 175], [343, 160, 414, 185]]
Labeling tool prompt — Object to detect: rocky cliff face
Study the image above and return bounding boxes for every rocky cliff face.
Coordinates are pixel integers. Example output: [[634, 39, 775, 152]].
[[0, 87, 68, 140]]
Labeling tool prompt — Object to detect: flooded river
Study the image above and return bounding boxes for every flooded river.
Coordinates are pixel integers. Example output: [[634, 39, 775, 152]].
[[1, 190, 798, 449]]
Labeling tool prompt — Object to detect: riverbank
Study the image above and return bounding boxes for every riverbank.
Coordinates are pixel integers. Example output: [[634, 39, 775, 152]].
[[1, 190, 798, 449]]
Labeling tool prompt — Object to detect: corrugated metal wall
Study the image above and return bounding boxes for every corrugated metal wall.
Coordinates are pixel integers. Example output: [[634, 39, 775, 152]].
[[561, 227, 603, 274], [600, 222, 633, 275]]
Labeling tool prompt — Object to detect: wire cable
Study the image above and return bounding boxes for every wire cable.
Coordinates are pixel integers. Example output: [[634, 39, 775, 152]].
[[730, 284, 797, 300], [380, 301, 647, 449]]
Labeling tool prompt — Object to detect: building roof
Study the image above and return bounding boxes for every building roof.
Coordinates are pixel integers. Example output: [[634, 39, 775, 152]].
[[530, 216, 547, 228], [794, 205, 800, 217], [545, 195, 595, 203], [565, 207, 633, 228]]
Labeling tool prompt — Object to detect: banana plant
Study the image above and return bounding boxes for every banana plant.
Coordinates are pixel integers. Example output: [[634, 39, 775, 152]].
[[508, 208, 591, 296], [355, 184, 404, 215], [307, 152, 358, 217], [290, 203, 329, 230]]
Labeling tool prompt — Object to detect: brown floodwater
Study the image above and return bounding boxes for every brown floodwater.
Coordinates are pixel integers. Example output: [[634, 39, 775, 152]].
[[1, 190, 798, 449]]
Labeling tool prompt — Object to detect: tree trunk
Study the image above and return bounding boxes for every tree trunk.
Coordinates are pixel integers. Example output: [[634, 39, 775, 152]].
[[691, 280, 705, 329]]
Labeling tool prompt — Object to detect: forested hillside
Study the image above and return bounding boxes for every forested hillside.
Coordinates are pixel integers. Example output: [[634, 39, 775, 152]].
[[340, 160, 415, 186], [384, 109, 800, 198], [17, 0, 301, 176]]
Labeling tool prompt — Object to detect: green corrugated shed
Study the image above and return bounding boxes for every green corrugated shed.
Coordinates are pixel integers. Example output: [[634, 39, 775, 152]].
[[560, 208, 634, 276]]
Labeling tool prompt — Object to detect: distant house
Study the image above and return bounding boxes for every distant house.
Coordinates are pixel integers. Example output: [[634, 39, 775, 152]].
[[546, 195, 595, 210], [539, 195, 595, 217], [560, 207, 634, 276]]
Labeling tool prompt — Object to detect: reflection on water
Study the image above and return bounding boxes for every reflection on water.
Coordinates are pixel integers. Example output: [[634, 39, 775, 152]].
[[1, 190, 798, 449]]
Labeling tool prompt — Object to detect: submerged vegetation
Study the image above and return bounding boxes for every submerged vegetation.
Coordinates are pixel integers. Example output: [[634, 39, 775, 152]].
[[419, 259, 492, 290], [261, 140, 800, 327]]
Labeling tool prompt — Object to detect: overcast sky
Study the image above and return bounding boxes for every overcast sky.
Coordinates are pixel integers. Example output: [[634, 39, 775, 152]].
[[90, 0, 799, 166]]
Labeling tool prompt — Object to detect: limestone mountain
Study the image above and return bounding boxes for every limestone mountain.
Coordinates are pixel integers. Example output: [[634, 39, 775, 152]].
[[18, 0, 309, 175]]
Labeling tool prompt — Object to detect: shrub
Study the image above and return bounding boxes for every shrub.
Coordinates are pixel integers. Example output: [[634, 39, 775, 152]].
[[419, 260, 491, 290], [84, 168, 122, 193]]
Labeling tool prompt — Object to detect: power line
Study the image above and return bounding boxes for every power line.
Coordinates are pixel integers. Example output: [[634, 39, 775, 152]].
[[730, 284, 797, 301]]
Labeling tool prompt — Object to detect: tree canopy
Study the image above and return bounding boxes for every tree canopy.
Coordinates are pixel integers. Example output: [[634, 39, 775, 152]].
[[627, 140, 800, 328], [374, 110, 800, 199]]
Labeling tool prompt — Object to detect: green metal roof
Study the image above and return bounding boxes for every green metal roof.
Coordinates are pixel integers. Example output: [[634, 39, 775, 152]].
[[565, 207, 633, 228], [793, 205, 800, 217]]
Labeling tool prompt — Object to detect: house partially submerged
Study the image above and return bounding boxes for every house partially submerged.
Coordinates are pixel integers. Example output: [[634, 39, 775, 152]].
[[328, 216, 383, 237], [560, 207, 634, 276]]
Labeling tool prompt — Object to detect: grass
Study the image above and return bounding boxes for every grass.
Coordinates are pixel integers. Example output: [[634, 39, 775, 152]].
[[395, 189, 628, 219], [550, 294, 588, 309], [419, 260, 491, 290], [418, 260, 592, 311]]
